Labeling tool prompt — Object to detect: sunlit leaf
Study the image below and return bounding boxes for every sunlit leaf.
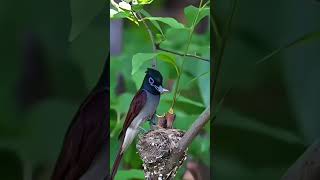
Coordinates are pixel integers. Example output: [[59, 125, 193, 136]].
[[144, 17, 185, 29], [137, 0, 153, 5]]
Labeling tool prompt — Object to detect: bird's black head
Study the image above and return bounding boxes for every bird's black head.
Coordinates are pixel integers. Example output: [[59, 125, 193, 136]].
[[141, 68, 168, 95]]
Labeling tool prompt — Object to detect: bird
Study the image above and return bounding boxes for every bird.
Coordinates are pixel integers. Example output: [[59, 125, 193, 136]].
[[110, 68, 168, 179], [51, 57, 109, 180]]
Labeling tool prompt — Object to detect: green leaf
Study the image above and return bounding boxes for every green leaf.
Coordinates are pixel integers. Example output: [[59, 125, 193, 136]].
[[132, 70, 145, 90], [69, 0, 105, 41], [115, 169, 144, 180], [155, 33, 166, 44], [157, 53, 180, 76], [132, 4, 144, 11], [113, 9, 139, 25], [140, 10, 164, 36], [256, 31, 320, 64], [131, 53, 158, 75], [137, 0, 154, 4], [144, 17, 185, 29], [110, 9, 130, 19], [184, 5, 210, 27], [131, 52, 179, 76]]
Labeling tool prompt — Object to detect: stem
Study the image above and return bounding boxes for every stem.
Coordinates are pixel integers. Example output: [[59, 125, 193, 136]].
[[171, 0, 204, 109], [136, 13, 157, 68], [155, 44, 210, 62]]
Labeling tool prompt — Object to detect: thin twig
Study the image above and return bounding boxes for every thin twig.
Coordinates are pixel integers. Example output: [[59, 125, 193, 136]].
[[155, 44, 210, 62], [171, 0, 204, 109], [136, 13, 157, 68]]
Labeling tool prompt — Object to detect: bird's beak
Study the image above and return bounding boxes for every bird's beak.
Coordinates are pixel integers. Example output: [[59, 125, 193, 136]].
[[158, 85, 169, 94]]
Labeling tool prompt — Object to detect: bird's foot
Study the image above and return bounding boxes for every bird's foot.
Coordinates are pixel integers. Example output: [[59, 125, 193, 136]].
[[149, 113, 159, 130]]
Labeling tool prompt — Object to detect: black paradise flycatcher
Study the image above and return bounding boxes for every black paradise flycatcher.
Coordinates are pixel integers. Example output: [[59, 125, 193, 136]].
[[52, 57, 109, 180], [110, 68, 168, 179]]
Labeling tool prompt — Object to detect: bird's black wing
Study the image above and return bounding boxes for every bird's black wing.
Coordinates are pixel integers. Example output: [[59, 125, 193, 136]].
[[118, 89, 147, 139]]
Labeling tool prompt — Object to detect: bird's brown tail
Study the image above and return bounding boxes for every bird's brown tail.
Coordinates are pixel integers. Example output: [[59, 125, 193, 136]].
[[111, 148, 123, 180]]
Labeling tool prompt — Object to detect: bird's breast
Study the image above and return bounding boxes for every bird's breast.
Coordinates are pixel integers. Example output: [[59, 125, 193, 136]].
[[131, 91, 160, 128]]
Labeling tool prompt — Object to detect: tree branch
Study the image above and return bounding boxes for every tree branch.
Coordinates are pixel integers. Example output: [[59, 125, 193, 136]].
[[155, 44, 210, 62], [177, 106, 210, 153]]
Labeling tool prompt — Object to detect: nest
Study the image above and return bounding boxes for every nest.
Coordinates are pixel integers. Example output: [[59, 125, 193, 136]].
[[137, 128, 187, 180]]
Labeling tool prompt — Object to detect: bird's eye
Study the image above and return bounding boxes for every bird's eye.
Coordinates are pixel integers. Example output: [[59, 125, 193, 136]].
[[148, 77, 154, 85]]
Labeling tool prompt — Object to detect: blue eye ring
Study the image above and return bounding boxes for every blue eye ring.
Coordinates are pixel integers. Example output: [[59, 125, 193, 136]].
[[148, 77, 154, 85]]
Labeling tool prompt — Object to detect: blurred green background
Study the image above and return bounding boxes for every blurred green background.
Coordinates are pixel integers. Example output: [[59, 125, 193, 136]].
[[1, 0, 319, 179], [0, 0, 107, 179], [213, 0, 320, 180], [110, 0, 210, 179]]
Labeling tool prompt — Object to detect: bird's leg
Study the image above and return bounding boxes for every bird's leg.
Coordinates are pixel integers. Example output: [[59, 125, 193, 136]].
[[149, 113, 158, 130]]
